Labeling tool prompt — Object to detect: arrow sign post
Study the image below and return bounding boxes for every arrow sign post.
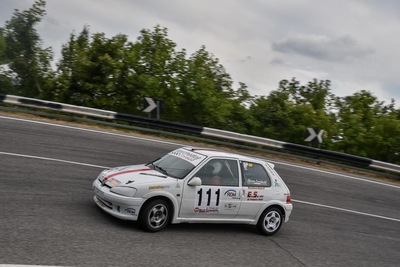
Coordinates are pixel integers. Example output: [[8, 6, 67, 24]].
[[304, 128, 324, 144], [141, 97, 162, 119], [143, 97, 157, 113]]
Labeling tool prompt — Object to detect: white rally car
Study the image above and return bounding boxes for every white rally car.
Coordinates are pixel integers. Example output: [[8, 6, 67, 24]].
[[92, 147, 293, 235]]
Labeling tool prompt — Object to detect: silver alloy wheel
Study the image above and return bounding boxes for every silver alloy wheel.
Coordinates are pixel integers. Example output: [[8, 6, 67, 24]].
[[263, 210, 281, 232], [148, 203, 168, 228]]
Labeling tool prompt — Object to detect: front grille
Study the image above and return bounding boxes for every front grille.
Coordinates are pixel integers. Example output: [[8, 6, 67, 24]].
[[97, 196, 113, 209]]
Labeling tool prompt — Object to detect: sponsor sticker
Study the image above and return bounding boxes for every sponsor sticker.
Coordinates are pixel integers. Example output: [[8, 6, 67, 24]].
[[242, 162, 253, 170], [194, 207, 220, 213], [107, 178, 121, 187], [224, 189, 236, 197], [125, 208, 136, 215], [247, 191, 264, 201], [224, 189, 240, 199], [149, 185, 170, 190], [224, 203, 237, 210], [169, 149, 206, 165]]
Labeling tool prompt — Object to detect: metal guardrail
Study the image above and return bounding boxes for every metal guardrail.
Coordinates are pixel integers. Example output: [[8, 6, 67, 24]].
[[1, 94, 400, 175], [202, 128, 400, 175], [202, 127, 286, 149], [0, 94, 203, 133]]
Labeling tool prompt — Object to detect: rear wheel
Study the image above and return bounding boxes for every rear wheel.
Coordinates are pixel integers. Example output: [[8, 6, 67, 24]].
[[139, 199, 170, 232], [257, 207, 283, 236]]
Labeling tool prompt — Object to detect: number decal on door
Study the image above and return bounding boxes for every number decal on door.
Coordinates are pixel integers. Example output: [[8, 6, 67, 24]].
[[197, 188, 220, 206]]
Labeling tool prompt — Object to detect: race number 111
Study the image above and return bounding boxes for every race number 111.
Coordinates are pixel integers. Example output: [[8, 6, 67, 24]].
[[197, 188, 220, 206]]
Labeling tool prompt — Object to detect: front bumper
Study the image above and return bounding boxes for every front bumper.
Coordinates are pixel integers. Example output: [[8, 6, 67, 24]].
[[92, 179, 144, 221]]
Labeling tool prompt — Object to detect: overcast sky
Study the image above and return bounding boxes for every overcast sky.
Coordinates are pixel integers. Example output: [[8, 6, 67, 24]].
[[1, 0, 399, 106]]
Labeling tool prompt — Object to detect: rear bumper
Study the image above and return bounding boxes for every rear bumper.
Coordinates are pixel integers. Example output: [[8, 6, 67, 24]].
[[284, 203, 293, 222]]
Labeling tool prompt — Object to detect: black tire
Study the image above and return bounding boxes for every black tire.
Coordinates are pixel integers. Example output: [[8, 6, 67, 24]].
[[257, 207, 283, 236], [139, 199, 170, 232]]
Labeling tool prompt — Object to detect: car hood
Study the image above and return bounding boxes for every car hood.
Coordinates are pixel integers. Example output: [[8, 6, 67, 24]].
[[100, 164, 173, 188]]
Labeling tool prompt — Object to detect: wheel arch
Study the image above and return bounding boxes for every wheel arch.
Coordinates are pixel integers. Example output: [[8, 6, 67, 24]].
[[139, 195, 176, 224], [257, 204, 286, 224]]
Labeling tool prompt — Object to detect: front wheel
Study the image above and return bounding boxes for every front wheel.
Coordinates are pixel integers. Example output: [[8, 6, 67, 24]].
[[257, 207, 283, 236], [139, 199, 170, 232]]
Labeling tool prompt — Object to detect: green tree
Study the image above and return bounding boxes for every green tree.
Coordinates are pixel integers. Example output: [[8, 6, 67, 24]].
[[279, 78, 334, 111], [248, 78, 336, 148], [277, 78, 337, 147], [176, 46, 235, 128], [334, 90, 400, 162], [248, 90, 295, 140], [49, 26, 91, 103], [0, 29, 13, 93], [0, 30, 7, 64], [51, 26, 141, 113], [369, 108, 400, 164], [2, 0, 53, 97], [225, 82, 255, 133], [127, 26, 185, 118]]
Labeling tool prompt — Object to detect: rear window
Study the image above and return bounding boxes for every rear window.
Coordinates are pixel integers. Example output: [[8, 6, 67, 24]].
[[241, 161, 271, 187]]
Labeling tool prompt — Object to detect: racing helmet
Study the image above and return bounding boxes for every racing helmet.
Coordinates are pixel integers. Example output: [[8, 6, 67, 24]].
[[211, 161, 223, 175]]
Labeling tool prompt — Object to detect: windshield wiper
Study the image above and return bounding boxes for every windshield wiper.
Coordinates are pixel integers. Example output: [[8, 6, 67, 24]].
[[146, 162, 154, 168], [146, 162, 168, 176], [154, 165, 168, 176]]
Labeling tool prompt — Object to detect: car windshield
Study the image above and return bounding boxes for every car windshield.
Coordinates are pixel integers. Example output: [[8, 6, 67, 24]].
[[149, 154, 197, 179]]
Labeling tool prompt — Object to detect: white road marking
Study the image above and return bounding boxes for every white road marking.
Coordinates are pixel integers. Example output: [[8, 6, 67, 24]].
[[270, 160, 400, 189], [2, 115, 398, 189], [0, 151, 108, 169], [1, 115, 399, 223], [0, 115, 182, 146], [2, 150, 399, 223], [293, 199, 400, 222], [0, 265, 71, 267]]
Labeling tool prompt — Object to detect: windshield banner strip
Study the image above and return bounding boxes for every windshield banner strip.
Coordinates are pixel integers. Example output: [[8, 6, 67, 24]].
[[168, 149, 206, 165]]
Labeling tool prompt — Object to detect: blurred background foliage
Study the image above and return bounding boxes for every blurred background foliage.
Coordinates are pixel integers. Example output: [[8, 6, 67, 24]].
[[1, 0, 399, 164]]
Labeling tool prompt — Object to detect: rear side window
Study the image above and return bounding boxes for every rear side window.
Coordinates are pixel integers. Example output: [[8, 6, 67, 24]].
[[241, 161, 271, 187]]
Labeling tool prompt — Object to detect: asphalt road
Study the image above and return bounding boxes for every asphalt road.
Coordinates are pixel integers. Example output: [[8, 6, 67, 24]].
[[1, 114, 399, 267]]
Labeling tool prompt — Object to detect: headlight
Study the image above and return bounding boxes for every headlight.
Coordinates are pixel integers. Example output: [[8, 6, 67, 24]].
[[97, 169, 112, 180], [110, 186, 137, 197]]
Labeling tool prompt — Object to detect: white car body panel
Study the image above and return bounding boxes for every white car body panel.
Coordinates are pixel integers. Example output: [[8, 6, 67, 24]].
[[92, 147, 293, 231]]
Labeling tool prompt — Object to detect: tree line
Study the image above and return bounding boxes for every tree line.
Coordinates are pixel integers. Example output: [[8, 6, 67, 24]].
[[1, 0, 399, 164]]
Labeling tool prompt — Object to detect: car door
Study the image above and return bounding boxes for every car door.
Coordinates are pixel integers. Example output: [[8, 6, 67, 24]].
[[179, 158, 242, 219], [236, 160, 275, 219]]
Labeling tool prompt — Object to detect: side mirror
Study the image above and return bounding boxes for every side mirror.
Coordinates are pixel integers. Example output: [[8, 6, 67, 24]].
[[187, 177, 202, 186]]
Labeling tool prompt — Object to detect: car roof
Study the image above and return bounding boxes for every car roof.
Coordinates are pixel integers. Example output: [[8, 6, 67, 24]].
[[181, 146, 270, 164]]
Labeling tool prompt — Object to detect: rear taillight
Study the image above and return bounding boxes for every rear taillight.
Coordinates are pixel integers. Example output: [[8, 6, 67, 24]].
[[286, 195, 291, 204]]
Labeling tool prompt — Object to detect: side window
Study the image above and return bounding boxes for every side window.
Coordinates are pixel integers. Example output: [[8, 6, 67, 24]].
[[241, 161, 271, 187], [193, 159, 239, 186]]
